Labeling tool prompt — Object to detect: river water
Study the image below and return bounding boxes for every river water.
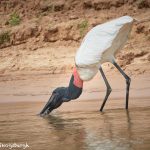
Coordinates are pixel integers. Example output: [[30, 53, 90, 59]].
[[0, 101, 149, 150], [0, 73, 150, 150]]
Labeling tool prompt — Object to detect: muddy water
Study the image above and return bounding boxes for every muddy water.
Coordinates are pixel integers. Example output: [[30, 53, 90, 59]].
[[0, 73, 150, 150], [0, 102, 150, 150]]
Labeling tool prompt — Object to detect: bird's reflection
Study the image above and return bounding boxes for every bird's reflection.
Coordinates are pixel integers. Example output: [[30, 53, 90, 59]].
[[41, 108, 147, 150], [82, 109, 134, 150], [43, 113, 87, 150], [44, 114, 66, 130]]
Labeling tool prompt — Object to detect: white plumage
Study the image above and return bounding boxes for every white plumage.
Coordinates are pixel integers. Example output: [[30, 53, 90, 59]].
[[75, 16, 134, 81]]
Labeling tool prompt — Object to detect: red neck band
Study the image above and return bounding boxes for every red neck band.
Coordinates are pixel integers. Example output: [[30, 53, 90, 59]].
[[73, 67, 83, 88]]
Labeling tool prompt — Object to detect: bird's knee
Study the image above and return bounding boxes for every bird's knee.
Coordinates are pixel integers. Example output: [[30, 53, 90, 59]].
[[107, 87, 112, 94], [126, 77, 131, 85]]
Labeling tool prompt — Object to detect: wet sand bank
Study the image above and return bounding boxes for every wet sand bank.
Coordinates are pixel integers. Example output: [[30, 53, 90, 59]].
[[0, 73, 149, 109]]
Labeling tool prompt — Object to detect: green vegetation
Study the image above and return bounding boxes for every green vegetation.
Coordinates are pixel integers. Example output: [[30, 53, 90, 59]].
[[0, 31, 10, 45], [78, 20, 88, 37], [9, 12, 21, 26]]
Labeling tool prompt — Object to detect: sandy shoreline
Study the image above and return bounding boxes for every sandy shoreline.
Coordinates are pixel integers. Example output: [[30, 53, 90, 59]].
[[0, 72, 150, 112]]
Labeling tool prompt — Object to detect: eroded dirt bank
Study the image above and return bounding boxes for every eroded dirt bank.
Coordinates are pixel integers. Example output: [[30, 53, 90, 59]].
[[0, 0, 150, 76]]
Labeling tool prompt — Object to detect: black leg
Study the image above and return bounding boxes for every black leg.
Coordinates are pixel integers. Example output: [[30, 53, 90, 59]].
[[99, 67, 112, 112], [112, 61, 131, 109]]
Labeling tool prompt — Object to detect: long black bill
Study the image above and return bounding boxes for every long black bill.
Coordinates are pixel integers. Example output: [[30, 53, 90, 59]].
[[39, 94, 56, 116], [39, 93, 63, 117]]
